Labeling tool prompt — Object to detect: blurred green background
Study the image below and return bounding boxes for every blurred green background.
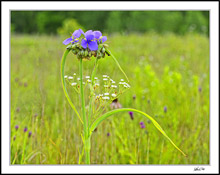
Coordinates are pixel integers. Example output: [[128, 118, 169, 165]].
[[11, 11, 209, 36], [10, 11, 209, 164]]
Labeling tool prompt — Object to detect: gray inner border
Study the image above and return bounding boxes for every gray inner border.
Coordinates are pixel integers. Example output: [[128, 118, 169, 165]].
[[8, 8, 212, 167]]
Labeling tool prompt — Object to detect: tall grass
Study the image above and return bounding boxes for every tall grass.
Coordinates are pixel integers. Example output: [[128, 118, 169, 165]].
[[10, 33, 209, 164]]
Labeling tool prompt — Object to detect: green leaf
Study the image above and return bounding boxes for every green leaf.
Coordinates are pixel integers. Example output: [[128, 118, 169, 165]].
[[89, 108, 187, 157], [105, 48, 130, 82], [61, 49, 83, 124]]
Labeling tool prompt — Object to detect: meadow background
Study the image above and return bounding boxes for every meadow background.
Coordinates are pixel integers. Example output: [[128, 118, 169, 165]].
[[10, 11, 209, 164]]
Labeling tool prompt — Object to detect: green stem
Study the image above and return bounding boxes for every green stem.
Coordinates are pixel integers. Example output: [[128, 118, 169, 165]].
[[79, 58, 90, 164]]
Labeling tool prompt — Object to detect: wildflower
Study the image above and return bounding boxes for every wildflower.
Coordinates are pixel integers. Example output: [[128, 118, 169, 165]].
[[68, 76, 73, 80], [103, 75, 108, 78], [120, 79, 124, 81], [133, 95, 136, 100], [13, 136, 16, 141], [164, 106, 167, 113], [111, 94, 117, 97], [15, 125, 19, 131], [198, 87, 202, 92], [28, 131, 32, 138], [111, 85, 117, 88], [71, 82, 77, 86], [104, 93, 109, 96], [102, 96, 110, 100], [110, 98, 122, 109], [81, 30, 98, 51], [85, 76, 90, 79], [64, 75, 68, 78], [63, 29, 84, 45], [94, 77, 98, 80], [77, 78, 81, 81], [104, 85, 109, 88], [128, 111, 134, 120], [103, 78, 108, 81], [140, 122, 145, 129], [87, 79, 91, 83], [107, 132, 110, 137], [73, 73, 76, 76], [24, 127, 28, 132]]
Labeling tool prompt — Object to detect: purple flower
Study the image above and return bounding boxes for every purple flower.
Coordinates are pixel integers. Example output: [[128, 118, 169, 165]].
[[164, 106, 167, 113], [63, 29, 84, 45], [24, 127, 28, 132], [93, 30, 107, 43], [107, 132, 110, 137], [28, 131, 32, 138], [198, 87, 202, 92], [128, 111, 134, 120], [140, 122, 146, 129], [81, 30, 98, 51], [15, 125, 19, 131]]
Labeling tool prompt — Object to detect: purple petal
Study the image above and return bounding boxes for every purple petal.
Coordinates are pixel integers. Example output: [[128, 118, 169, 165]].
[[63, 37, 73, 45], [72, 29, 82, 38], [79, 29, 84, 35], [93, 31, 102, 39], [86, 34, 95, 41], [88, 41, 98, 51], [101, 36, 107, 43], [81, 39, 88, 49], [85, 30, 93, 36]]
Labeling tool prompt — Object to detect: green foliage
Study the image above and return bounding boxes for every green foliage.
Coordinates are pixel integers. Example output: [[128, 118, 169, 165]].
[[11, 11, 209, 36], [57, 19, 85, 37], [10, 33, 209, 164]]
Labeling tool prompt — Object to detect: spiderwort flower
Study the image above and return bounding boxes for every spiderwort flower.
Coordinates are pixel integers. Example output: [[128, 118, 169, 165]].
[[129, 111, 134, 120], [63, 29, 84, 45], [93, 31, 107, 43], [198, 87, 202, 92], [81, 30, 98, 51]]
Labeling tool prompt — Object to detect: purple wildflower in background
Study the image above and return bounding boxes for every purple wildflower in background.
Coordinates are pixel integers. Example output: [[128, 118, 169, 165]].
[[15, 125, 19, 131], [24, 127, 28, 132], [63, 29, 84, 45], [13, 136, 16, 141], [128, 111, 134, 120], [198, 87, 202, 92], [164, 106, 167, 113], [28, 131, 32, 138], [139, 122, 146, 129], [81, 30, 98, 51], [107, 132, 110, 137]]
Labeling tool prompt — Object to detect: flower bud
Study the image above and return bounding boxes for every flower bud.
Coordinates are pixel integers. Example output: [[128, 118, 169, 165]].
[[84, 50, 88, 57]]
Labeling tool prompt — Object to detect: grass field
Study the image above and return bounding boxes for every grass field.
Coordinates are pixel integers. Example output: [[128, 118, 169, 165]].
[[10, 32, 209, 164]]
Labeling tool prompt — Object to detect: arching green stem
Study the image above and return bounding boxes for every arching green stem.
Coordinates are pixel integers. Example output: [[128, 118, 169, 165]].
[[89, 108, 187, 157], [61, 49, 83, 124]]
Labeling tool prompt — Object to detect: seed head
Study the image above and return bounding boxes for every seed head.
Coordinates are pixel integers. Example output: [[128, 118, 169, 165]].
[[128, 111, 134, 120]]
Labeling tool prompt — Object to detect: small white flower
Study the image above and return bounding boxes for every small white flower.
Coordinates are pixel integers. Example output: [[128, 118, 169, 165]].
[[95, 83, 100, 86], [104, 93, 109, 96], [77, 78, 80, 81], [111, 81, 116, 84], [94, 77, 98, 80], [119, 82, 123, 85], [68, 76, 73, 79], [85, 76, 90, 79], [87, 79, 91, 83], [120, 79, 124, 81], [124, 85, 128, 88], [112, 94, 117, 97], [103, 75, 108, 78], [64, 75, 68, 78], [83, 82, 85, 85], [111, 85, 117, 88], [71, 82, 77, 86], [73, 73, 76, 76], [103, 78, 108, 81], [102, 96, 110, 100], [104, 85, 109, 88], [99, 94, 103, 96]]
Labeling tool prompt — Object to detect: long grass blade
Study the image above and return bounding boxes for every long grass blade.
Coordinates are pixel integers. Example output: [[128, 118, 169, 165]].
[[106, 48, 129, 82], [89, 108, 187, 157], [61, 49, 83, 124]]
